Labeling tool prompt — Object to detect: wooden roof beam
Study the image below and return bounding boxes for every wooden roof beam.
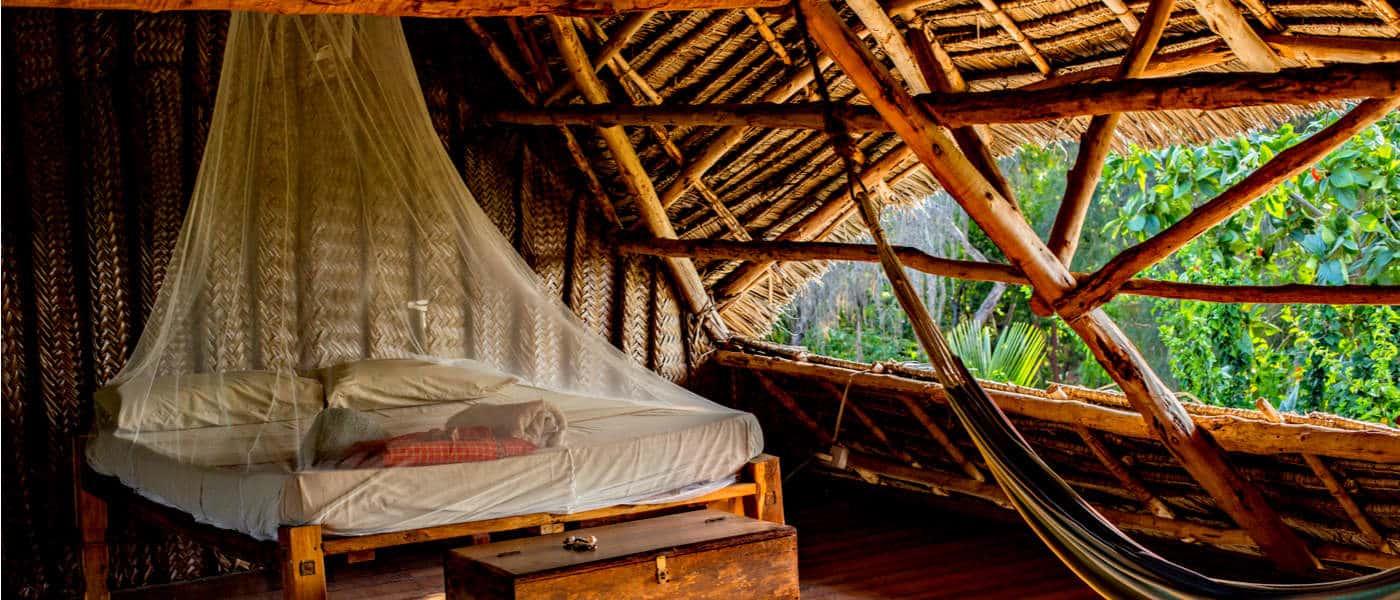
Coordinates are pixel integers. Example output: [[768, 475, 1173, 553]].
[[543, 10, 655, 105], [970, 0, 1053, 75], [1047, 0, 1177, 267], [1358, 0, 1400, 35], [1192, 0, 1285, 72], [744, 8, 794, 65], [796, 0, 1319, 573], [1058, 96, 1400, 319], [546, 15, 732, 340], [1266, 33, 1400, 64], [487, 62, 1400, 130], [845, 0, 931, 92], [623, 237, 1400, 306], [7, 0, 784, 17], [1100, 0, 1141, 34], [465, 18, 621, 227]]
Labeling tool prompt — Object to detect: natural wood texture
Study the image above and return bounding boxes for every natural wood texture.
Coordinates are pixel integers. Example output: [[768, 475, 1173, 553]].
[[846, 0, 931, 93], [969, 0, 1052, 75], [75, 441, 111, 600], [744, 9, 793, 65], [1019, 40, 1235, 91], [907, 28, 1016, 206], [1236, 0, 1285, 33], [624, 237, 1400, 306], [320, 482, 761, 555], [466, 18, 621, 228], [1191, 0, 1284, 72], [444, 510, 799, 600], [826, 448, 1400, 571], [1358, 0, 1400, 34], [713, 146, 916, 306], [1059, 96, 1400, 319], [895, 392, 986, 482], [5, 0, 787, 17], [278, 525, 326, 600], [744, 455, 786, 525], [1265, 34, 1400, 64], [547, 15, 730, 339], [575, 18, 752, 241], [543, 11, 655, 105], [756, 373, 835, 444], [1100, 0, 1141, 34], [1074, 425, 1175, 519], [1048, 0, 1177, 267], [488, 62, 1400, 131], [1256, 399, 1395, 555]]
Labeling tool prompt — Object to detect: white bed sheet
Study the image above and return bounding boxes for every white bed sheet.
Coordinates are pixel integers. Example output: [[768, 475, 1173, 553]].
[[87, 384, 763, 540]]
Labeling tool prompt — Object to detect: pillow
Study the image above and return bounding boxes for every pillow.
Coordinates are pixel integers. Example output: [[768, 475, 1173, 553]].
[[317, 358, 518, 411], [298, 407, 389, 469], [95, 371, 323, 432]]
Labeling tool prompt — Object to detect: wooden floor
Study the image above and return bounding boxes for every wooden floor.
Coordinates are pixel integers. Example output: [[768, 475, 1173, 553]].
[[134, 480, 1095, 599]]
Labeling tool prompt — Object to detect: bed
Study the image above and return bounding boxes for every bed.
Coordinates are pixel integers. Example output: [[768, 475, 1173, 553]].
[[77, 374, 780, 599]]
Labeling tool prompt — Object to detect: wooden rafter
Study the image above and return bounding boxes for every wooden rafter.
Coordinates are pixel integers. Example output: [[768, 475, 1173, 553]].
[[1257, 399, 1395, 555], [1192, 0, 1285, 72], [544, 10, 656, 105], [1100, 0, 1141, 34], [1058, 96, 1400, 320], [845, 0, 931, 92], [574, 18, 753, 240], [622, 237, 1400, 306], [795, 0, 1319, 572], [1266, 34, 1400, 64], [6, 0, 785, 16], [1236, 0, 1285, 33], [756, 374, 834, 444], [1074, 425, 1176, 519], [970, 0, 1053, 75], [816, 382, 919, 464], [487, 63, 1400, 130], [546, 15, 732, 339], [744, 8, 794, 65], [1047, 0, 1177, 267], [466, 18, 622, 227], [1358, 0, 1400, 34]]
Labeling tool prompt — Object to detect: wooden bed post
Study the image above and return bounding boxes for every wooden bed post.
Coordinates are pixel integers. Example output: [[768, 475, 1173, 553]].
[[74, 438, 110, 600], [744, 454, 785, 524], [279, 524, 327, 600]]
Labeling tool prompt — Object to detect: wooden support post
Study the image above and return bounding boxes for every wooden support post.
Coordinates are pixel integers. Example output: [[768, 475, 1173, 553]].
[[1074, 425, 1176, 518], [744, 454, 785, 524], [466, 18, 621, 228], [74, 440, 110, 600], [1256, 399, 1395, 555], [1058, 96, 1400, 319], [1192, 0, 1284, 72], [279, 525, 327, 600], [755, 373, 834, 445], [547, 16, 731, 340], [796, 0, 1319, 573], [1046, 0, 1176, 267]]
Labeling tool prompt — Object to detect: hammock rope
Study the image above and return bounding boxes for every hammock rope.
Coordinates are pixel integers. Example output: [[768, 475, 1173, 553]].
[[790, 3, 1400, 596]]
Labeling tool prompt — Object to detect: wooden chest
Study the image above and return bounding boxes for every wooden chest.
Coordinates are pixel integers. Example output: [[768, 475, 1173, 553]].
[[444, 509, 798, 600]]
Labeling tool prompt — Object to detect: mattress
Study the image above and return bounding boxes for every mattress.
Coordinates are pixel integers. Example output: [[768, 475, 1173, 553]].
[[86, 384, 763, 541]]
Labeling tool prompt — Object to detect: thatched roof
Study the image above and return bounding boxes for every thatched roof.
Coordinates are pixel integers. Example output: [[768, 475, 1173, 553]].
[[456, 0, 1399, 337]]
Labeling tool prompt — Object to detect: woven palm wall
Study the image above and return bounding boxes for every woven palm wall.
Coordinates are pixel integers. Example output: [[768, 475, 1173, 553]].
[[0, 12, 703, 597]]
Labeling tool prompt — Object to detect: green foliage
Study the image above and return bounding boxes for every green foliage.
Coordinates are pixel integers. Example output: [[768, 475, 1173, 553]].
[[946, 321, 1048, 387]]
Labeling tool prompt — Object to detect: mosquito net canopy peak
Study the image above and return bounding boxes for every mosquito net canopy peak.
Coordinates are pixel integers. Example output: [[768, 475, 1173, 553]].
[[88, 13, 760, 540]]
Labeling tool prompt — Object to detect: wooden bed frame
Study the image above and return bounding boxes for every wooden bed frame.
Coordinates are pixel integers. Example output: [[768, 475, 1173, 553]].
[[74, 441, 784, 600]]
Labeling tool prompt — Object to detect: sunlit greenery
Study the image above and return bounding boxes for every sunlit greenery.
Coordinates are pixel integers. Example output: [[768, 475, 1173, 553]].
[[770, 108, 1400, 424]]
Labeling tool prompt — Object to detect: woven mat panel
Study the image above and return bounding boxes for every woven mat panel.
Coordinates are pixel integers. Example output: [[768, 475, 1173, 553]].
[[620, 255, 654, 367], [651, 274, 688, 383], [460, 135, 523, 245], [521, 148, 570, 298]]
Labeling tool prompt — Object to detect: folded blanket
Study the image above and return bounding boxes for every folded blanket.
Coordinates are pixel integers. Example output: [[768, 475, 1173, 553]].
[[331, 427, 536, 468], [446, 400, 566, 448]]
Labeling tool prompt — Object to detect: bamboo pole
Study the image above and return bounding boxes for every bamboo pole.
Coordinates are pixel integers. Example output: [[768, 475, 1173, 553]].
[[466, 18, 622, 227], [6, 0, 786, 15], [796, 0, 1318, 572], [1192, 0, 1284, 72], [623, 237, 1400, 306], [575, 18, 752, 241], [714, 350, 1400, 464], [1057, 96, 1400, 320], [1256, 399, 1395, 555], [543, 11, 655, 105], [485, 62, 1400, 130], [546, 16, 731, 340], [1047, 0, 1176, 267], [744, 8, 794, 65]]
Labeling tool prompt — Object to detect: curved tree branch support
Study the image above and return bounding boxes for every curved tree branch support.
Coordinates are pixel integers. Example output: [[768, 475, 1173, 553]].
[[796, 0, 1320, 573]]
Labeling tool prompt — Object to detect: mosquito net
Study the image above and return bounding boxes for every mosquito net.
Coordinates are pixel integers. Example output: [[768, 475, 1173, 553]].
[[86, 13, 762, 541]]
